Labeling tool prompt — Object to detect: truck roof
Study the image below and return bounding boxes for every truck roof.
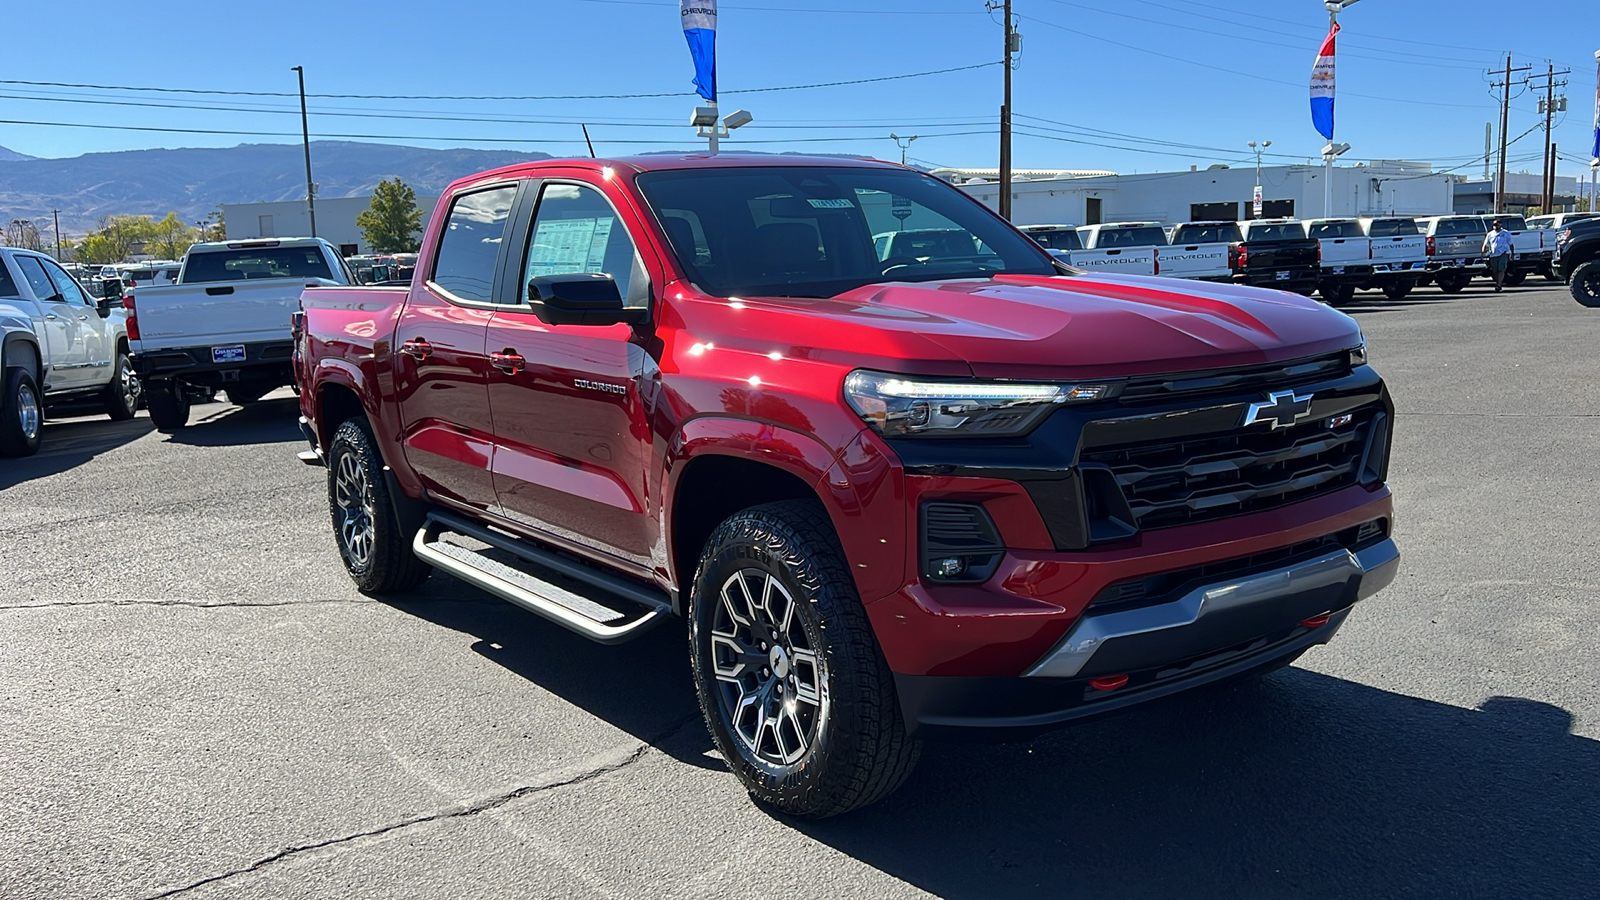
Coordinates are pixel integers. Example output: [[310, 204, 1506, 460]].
[[461, 153, 901, 183]]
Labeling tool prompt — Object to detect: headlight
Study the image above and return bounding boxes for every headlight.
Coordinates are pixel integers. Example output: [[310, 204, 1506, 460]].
[[843, 370, 1112, 438], [1349, 341, 1367, 367]]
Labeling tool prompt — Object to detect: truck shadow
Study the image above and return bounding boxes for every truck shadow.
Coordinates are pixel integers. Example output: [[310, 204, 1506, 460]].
[[378, 577, 1599, 899], [0, 415, 153, 490], [793, 671, 1600, 899], [163, 396, 304, 448]]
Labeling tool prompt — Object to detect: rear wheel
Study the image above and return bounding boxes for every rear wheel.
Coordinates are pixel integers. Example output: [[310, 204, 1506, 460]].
[[1436, 272, 1469, 294], [1381, 280, 1413, 301], [225, 381, 275, 405], [145, 382, 191, 433], [100, 351, 140, 421], [689, 500, 920, 819], [0, 367, 43, 458], [1503, 269, 1527, 287], [1570, 260, 1600, 308], [327, 418, 431, 594], [1319, 282, 1356, 306]]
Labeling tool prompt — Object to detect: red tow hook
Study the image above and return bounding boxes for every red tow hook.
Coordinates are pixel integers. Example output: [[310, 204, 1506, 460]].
[[1088, 674, 1129, 692], [1300, 613, 1333, 629]]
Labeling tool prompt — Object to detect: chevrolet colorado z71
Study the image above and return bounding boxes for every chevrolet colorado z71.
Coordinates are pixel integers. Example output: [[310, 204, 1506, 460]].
[[295, 155, 1399, 817]]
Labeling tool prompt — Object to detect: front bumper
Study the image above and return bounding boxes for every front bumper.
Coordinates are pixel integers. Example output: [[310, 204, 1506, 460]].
[[895, 538, 1396, 737]]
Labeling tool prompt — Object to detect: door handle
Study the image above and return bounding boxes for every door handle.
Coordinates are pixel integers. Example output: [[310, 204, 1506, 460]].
[[400, 338, 433, 360], [44, 314, 57, 321], [78, 315, 89, 321], [490, 349, 526, 375]]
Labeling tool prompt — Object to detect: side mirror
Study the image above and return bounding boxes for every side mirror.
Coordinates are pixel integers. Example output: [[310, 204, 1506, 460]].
[[96, 296, 116, 318], [527, 274, 647, 327]]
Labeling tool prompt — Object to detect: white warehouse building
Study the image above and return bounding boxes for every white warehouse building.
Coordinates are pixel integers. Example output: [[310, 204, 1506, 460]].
[[942, 161, 1454, 227], [221, 195, 439, 257]]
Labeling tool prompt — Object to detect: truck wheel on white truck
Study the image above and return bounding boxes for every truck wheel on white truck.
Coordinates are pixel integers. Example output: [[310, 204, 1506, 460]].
[[127, 238, 351, 433]]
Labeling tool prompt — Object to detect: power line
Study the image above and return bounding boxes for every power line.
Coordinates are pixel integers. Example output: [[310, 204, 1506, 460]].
[[572, 0, 984, 14], [0, 61, 1000, 103]]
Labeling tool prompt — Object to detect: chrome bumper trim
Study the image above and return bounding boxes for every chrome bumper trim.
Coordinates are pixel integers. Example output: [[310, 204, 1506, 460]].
[[1024, 537, 1400, 679]]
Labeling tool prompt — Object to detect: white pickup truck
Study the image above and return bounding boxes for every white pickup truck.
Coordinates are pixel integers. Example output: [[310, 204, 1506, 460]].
[[0, 247, 138, 457], [1160, 222, 1235, 280], [1418, 215, 1487, 294], [1361, 217, 1427, 299], [127, 238, 352, 432], [1016, 224, 1082, 262], [1071, 222, 1165, 276], [1300, 218, 1373, 305], [1487, 215, 1555, 286]]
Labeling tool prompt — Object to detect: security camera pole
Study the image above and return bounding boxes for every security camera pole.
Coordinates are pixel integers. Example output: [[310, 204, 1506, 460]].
[[1248, 140, 1271, 218], [682, 1, 754, 155], [889, 133, 919, 166]]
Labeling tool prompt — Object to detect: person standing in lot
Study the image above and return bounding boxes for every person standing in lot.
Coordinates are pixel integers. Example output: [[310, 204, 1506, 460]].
[[1482, 219, 1515, 292]]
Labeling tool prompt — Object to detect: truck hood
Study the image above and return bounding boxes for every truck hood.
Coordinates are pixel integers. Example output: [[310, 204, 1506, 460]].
[[674, 273, 1362, 380]]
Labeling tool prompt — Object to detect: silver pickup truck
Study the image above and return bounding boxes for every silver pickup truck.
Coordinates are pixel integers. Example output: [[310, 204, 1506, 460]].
[[1418, 215, 1487, 294]]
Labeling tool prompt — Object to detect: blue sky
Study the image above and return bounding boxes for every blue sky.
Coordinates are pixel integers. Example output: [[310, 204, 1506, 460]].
[[3, 0, 1597, 180]]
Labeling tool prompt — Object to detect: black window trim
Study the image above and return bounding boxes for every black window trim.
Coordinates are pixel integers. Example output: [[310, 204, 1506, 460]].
[[424, 180, 527, 310]]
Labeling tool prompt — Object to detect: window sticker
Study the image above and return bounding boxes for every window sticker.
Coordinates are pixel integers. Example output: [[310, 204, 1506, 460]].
[[527, 217, 615, 277]]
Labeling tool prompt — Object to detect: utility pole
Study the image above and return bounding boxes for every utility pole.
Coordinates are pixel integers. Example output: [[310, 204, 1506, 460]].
[[292, 65, 317, 238], [1530, 63, 1570, 213], [51, 209, 61, 261], [989, 0, 1016, 220], [1248, 140, 1271, 218], [1489, 55, 1532, 214]]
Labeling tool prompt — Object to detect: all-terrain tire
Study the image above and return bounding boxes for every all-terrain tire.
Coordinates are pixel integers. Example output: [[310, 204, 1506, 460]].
[[688, 500, 921, 819], [0, 367, 43, 458], [1571, 260, 1600, 308], [101, 351, 140, 421], [145, 382, 191, 433], [326, 418, 431, 594]]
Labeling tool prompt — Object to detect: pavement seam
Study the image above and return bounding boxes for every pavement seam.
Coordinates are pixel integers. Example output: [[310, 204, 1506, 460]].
[[0, 598, 376, 611], [139, 714, 703, 899]]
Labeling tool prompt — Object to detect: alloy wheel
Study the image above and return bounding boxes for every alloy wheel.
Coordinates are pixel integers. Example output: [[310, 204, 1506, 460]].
[[16, 381, 39, 441], [710, 568, 827, 766], [333, 449, 376, 568], [120, 359, 141, 410]]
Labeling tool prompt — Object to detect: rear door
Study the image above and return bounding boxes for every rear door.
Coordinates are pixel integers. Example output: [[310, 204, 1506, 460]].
[[13, 254, 89, 389], [484, 175, 658, 569], [393, 183, 521, 512]]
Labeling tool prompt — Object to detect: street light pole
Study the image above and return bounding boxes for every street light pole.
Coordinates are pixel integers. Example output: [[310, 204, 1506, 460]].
[[291, 65, 317, 238], [889, 133, 918, 165], [1248, 140, 1270, 218], [989, 0, 1016, 220], [51, 208, 61, 261]]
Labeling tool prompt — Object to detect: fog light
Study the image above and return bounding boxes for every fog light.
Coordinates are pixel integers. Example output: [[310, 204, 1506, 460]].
[[1088, 674, 1129, 692], [935, 557, 966, 578], [1301, 613, 1333, 629]]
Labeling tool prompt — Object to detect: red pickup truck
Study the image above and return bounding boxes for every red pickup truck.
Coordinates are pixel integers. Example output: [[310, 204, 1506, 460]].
[[294, 154, 1398, 817]]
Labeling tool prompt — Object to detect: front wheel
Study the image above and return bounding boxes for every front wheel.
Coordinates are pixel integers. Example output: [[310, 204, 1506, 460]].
[[101, 352, 140, 421], [145, 382, 190, 432], [1571, 260, 1600, 308], [1503, 269, 1527, 287], [1436, 272, 1469, 294], [689, 500, 921, 819], [0, 367, 43, 458], [326, 418, 431, 594], [1381, 280, 1413, 301]]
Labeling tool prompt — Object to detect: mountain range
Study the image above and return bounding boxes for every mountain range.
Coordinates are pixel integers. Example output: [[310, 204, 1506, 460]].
[[0, 141, 553, 236]]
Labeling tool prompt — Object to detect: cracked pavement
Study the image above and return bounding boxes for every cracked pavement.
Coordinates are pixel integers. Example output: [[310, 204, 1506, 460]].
[[3, 282, 1598, 899]]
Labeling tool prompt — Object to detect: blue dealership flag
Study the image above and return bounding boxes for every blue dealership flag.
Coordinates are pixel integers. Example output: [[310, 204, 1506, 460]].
[[1309, 23, 1339, 141], [681, 0, 717, 102]]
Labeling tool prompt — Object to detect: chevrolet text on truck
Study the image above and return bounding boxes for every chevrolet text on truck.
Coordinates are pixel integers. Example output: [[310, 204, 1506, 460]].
[[295, 155, 1399, 817]]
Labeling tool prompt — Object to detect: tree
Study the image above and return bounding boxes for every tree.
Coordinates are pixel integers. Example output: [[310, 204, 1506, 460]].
[[76, 215, 161, 264], [144, 212, 198, 260], [357, 178, 423, 253]]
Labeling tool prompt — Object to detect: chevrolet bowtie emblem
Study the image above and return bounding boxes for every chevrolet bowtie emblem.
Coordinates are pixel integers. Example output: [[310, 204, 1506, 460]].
[[1242, 390, 1313, 430]]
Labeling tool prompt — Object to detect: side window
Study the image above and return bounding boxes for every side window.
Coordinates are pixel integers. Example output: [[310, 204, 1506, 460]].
[[14, 256, 57, 301], [41, 259, 91, 306], [430, 185, 517, 303], [522, 182, 647, 308], [0, 257, 21, 298]]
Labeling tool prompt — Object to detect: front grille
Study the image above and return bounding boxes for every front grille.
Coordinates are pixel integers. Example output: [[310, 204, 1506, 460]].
[[1081, 404, 1380, 531], [1089, 518, 1389, 613], [1118, 351, 1351, 404]]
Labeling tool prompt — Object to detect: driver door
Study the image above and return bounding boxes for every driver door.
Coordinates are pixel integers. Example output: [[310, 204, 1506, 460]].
[[42, 258, 111, 374]]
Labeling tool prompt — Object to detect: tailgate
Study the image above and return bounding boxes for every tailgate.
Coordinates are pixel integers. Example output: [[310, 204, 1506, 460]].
[[1244, 242, 1319, 268], [1155, 243, 1229, 277], [132, 280, 331, 351], [1069, 247, 1157, 276], [1370, 236, 1425, 261], [1316, 238, 1370, 265]]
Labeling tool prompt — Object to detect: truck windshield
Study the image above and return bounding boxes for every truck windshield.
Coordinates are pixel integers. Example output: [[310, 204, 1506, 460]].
[[182, 246, 334, 283], [1306, 221, 1363, 239], [634, 166, 1056, 298], [1172, 224, 1241, 244], [1094, 227, 1168, 247], [1244, 224, 1303, 241], [1022, 229, 1083, 251], [1367, 219, 1419, 237], [1434, 218, 1486, 237]]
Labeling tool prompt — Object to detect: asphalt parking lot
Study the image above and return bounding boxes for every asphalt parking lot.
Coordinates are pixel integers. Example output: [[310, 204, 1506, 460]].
[[3, 280, 1597, 899]]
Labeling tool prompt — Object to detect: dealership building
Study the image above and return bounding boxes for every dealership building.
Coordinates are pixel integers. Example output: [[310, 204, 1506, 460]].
[[221, 195, 438, 257]]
